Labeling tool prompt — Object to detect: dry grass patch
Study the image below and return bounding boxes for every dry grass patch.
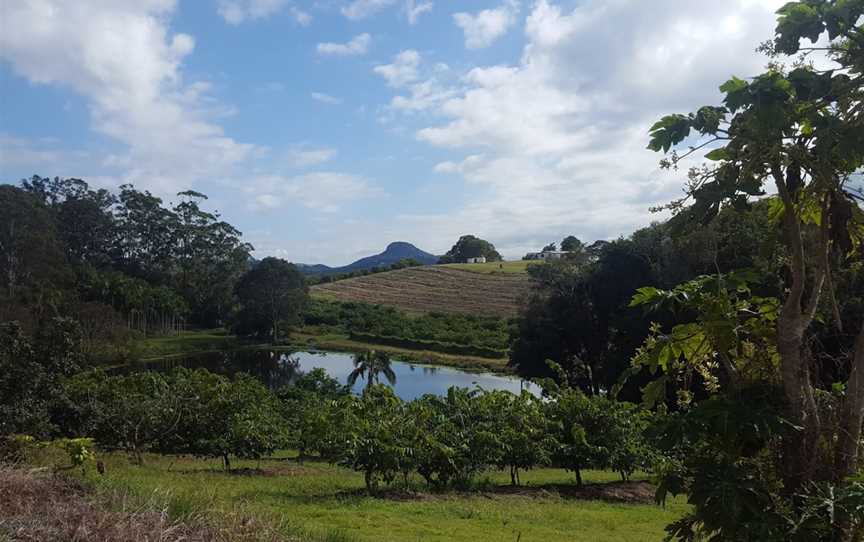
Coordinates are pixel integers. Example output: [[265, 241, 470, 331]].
[[0, 465, 291, 542]]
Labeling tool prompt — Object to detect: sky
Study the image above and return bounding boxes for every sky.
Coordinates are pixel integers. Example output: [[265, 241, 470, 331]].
[[0, 0, 789, 266]]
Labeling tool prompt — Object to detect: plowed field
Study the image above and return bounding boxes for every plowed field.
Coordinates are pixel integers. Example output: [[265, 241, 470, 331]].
[[310, 266, 532, 317]]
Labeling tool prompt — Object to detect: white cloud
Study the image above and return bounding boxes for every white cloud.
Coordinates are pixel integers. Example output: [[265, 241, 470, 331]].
[[405, 0, 433, 24], [453, 0, 519, 49], [284, 147, 338, 168], [311, 92, 343, 105], [317, 33, 371, 56], [247, 172, 383, 212], [373, 50, 421, 87], [0, 0, 259, 195], [217, 0, 311, 25], [382, 0, 788, 258], [341, 0, 397, 20]]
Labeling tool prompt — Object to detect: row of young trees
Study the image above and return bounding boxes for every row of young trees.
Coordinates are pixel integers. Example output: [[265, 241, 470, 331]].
[[54, 365, 655, 492]]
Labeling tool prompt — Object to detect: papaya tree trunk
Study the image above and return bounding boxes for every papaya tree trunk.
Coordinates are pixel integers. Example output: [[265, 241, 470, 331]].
[[772, 165, 826, 492], [835, 320, 864, 481]]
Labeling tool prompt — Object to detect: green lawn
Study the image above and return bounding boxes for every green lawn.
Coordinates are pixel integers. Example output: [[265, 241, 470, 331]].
[[439, 260, 540, 274], [67, 452, 687, 542]]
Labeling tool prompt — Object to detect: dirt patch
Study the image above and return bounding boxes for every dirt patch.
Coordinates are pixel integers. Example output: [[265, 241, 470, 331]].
[[0, 465, 290, 541]]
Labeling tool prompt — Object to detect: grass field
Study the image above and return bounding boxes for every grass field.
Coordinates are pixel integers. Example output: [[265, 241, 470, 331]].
[[311, 266, 533, 318], [440, 260, 539, 274], [36, 451, 687, 542]]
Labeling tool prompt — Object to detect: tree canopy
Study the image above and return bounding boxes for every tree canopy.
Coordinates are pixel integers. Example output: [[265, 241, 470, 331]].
[[438, 235, 503, 263]]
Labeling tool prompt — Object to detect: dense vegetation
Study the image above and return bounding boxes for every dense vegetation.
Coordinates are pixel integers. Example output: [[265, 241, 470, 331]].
[[0, 177, 308, 357], [305, 299, 509, 355], [506, 3, 864, 540]]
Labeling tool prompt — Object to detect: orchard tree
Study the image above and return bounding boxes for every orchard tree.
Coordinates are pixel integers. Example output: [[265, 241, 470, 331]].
[[642, 1, 864, 539], [233, 257, 308, 341]]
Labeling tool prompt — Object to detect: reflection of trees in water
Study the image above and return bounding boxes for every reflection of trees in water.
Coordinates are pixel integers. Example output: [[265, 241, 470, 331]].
[[225, 350, 302, 389], [139, 349, 304, 390], [422, 366, 439, 376]]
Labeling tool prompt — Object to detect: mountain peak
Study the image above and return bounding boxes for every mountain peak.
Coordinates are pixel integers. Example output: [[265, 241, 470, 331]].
[[297, 241, 438, 275]]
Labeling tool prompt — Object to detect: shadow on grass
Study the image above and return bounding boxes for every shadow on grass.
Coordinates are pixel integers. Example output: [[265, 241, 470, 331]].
[[241, 480, 658, 507]]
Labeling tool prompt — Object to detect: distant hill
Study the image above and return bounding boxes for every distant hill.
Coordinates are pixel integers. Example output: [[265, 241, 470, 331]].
[[311, 266, 532, 318], [297, 242, 438, 276]]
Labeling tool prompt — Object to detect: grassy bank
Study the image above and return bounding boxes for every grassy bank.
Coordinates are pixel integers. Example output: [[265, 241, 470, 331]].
[[287, 327, 510, 373], [130, 328, 510, 374], [31, 452, 688, 542]]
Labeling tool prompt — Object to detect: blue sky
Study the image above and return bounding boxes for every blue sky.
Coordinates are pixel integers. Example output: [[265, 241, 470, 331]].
[[1, 0, 787, 265]]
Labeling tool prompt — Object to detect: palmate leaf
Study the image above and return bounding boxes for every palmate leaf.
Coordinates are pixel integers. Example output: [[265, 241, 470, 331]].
[[642, 377, 668, 409], [648, 114, 692, 152], [629, 286, 662, 307], [720, 76, 749, 111]]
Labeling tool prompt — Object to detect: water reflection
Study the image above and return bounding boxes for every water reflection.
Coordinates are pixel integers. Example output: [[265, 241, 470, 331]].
[[132, 349, 538, 401]]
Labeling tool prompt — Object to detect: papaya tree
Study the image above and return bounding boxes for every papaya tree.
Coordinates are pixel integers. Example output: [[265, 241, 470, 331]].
[[641, 1, 864, 538], [646, 0, 863, 487]]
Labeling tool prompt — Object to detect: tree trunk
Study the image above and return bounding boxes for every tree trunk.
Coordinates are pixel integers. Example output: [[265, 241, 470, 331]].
[[364, 469, 376, 494], [575, 465, 583, 488], [223, 453, 231, 471], [772, 165, 825, 492], [835, 320, 864, 480]]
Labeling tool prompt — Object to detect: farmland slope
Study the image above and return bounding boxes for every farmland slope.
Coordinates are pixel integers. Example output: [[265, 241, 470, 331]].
[[310, 266, 532, 318]]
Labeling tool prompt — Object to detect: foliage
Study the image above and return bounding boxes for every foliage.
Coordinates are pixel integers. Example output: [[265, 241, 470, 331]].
[[438, 235, 503, 263], [642, 2, 864, 539], [340, 386, 407, 492], [510, 239, 657, 397], [53, 437, 96, 471], [0, 319, 86, 438], [544, 389, 654, 487], [167, 369, 288, 469], [63, 370, 181, 465], [482, 390, 552, 485], [305, 299, 509, 352], [277, 368, 350, 459], [4, 177, 253, 335], [232, 257, 308, 341]]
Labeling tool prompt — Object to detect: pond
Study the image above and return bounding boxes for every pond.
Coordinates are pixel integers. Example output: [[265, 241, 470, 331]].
[[131, 349, 539, 400]]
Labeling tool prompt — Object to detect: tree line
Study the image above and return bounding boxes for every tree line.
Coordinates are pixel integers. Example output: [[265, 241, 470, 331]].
[[0, 178, 310, 355]]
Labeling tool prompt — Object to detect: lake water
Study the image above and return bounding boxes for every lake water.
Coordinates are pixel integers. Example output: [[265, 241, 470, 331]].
[[134, 349, 539, 400]]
